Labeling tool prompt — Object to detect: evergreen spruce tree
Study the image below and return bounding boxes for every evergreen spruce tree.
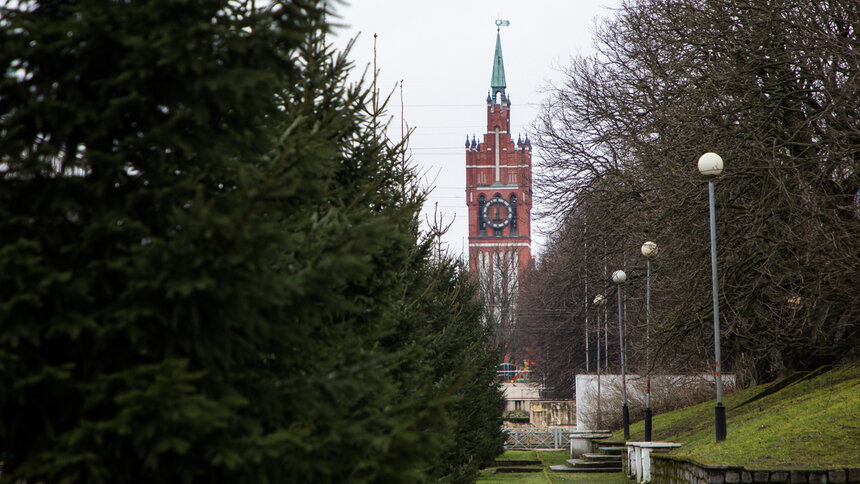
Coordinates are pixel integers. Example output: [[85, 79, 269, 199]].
[[406, 256, 506, 483], [0, 1, 504, 482], [0, 1, 329, 481]]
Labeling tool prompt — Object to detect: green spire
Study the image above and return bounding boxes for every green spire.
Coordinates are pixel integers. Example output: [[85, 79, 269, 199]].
[[490, 29, 506, 102]]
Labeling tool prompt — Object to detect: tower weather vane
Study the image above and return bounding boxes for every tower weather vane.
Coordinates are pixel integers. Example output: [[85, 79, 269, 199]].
[[495, 19, 510, 31]]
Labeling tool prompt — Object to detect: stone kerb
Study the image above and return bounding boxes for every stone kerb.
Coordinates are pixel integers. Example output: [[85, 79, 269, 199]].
[[649, 453, 860, 484]]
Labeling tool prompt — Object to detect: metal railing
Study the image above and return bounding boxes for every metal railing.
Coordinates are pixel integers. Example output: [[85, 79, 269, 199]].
[[503, 427, 566, 450]]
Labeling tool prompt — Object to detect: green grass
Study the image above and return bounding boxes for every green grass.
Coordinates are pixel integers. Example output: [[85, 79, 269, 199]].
[[478, 451, 629, 483], [477, 471, 549, 483], [534, 451, 572, 468], [611, 362, 860, 469], [547, 472, 632, 483], [497, 450, 540, 461]]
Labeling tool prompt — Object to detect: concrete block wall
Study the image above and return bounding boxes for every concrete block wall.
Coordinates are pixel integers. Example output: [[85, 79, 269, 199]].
[[648, 453, 860, 484]]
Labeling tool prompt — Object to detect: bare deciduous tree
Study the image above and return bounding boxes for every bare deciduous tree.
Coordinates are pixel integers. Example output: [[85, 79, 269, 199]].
[[471, 247, 528, 364], [524, 0, 860, 389]]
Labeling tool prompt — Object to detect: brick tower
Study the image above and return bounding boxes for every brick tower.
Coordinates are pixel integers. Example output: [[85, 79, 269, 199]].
[[465, 25, 532, 361]]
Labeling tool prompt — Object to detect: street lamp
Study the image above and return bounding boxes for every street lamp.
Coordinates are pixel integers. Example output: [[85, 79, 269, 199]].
[[611, 269, 629, 440], [593, 294, 606, 429], [698, 152, 727, 443], [641, 241, 658, 441]]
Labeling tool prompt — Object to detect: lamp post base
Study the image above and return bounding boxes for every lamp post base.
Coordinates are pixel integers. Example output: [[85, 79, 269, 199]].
[[715, 403, 727, 442], [644, 408, 652, 441], [622, 404, 630, 440]]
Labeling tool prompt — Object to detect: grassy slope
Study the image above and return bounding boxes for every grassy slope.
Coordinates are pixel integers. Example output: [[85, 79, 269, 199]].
[[611, 362, 860, 469]]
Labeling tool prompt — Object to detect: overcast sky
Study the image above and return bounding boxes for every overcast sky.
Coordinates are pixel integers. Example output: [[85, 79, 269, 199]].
[[330, 1, 622, 260]]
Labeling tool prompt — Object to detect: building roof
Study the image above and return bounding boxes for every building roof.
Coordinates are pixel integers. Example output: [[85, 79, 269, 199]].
[[491, 30, 507, 101]]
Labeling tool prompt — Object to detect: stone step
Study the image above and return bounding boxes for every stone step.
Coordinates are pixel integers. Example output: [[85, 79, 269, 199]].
[[492, 466, 543, 473], [567, 459, 619, 468], [493, 460, 541, 467], [550, 464, 623, 473], [597, 446, 625, 455], [581, 453, 622, 462], [600, 440, 627, 447]]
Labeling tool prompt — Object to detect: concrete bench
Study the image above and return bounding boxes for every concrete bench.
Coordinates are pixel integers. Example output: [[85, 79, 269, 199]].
[[568, 430, 613, 458], [625, 441, 683, 483]]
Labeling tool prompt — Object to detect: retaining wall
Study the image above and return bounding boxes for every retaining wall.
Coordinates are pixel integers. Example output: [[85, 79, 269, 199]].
[[649, 453, 860, 484]]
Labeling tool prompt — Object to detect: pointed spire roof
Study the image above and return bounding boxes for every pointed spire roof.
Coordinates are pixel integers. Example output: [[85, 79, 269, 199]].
[[490, 29, 506, 102]]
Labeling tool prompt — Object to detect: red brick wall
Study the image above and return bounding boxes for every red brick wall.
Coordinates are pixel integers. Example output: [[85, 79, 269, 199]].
[[466, 99, 532, 274]]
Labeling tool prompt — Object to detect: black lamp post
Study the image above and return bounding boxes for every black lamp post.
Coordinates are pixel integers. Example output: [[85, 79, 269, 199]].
[[641, 241, 658, 441], [698, 152, 727, 443], [611, 269, 629, 440], [593, 293, 606, 429]]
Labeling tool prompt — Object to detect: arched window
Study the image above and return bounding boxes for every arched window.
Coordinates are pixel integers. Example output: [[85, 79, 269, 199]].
[[478, 194, 486, 233], [510, 194, 518, 233]]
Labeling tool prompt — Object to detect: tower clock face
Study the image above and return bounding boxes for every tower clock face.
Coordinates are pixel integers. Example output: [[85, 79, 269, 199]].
[[483, 197, 512, 229]]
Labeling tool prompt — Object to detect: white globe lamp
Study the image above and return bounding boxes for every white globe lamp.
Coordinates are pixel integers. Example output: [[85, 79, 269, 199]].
[[698, 152, 724, 176], [641, 241, 658, 258]]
